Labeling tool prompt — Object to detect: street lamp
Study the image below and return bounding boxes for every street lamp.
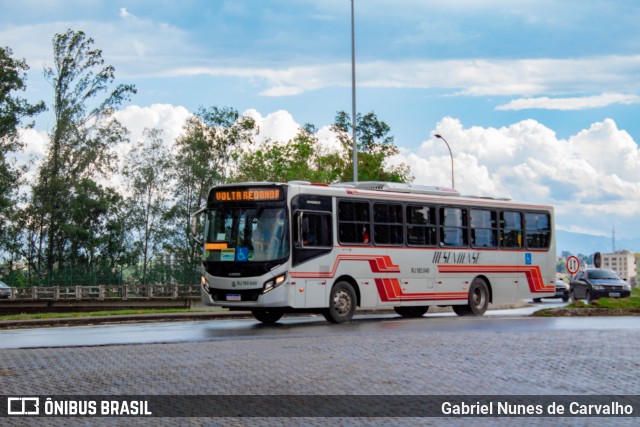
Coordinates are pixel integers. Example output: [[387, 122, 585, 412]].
[[434, 134, 455, 189]]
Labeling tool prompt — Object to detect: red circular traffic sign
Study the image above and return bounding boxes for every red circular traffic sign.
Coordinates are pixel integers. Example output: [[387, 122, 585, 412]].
[[566, 256, 580, 275]]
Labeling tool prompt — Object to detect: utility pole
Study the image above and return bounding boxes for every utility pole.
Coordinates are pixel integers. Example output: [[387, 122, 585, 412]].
[[351, 0, 358, 182]]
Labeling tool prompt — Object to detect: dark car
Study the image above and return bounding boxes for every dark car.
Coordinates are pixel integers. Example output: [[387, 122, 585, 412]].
[[569, 268, 631, 303], [554, 280, 570, 302], [0, 281, 11, 299]]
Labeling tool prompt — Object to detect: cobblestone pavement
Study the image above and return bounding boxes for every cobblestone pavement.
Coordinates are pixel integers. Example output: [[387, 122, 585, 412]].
[[1, 320, 639, 426]]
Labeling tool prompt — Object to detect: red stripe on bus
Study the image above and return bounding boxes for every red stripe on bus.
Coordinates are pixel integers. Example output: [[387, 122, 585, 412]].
[[437, 265, 554, 293], [375, 278, 467, 302], [290, 254, 400, 279]]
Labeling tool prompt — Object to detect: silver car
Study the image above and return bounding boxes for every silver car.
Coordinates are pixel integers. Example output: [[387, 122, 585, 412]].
[[0, 281, 11, 299]]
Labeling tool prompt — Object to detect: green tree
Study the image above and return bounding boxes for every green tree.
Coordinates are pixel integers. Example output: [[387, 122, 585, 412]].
[[0, 46, 45, 140], [332, 111, 412, 182], [0, 46, 45, 256], [64, 179, 128, 272], [123, 128, 173, 285], [30, 29, 136, 274], [165, 106, 256, 268], [234, 124, 345, 183]]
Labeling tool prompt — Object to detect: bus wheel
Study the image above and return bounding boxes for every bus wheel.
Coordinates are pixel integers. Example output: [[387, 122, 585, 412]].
[[452, 305, 472, 316], [324, 281, 356, 323], [251, 308, 284, 324], [454, 278, 489, 316], [394, 306, 429, 318]]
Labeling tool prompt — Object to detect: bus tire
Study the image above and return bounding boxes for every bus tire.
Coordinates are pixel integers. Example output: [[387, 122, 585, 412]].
[[452, 304, 473, 316], [394, 306, 429, 318], [251, 308, 284, 324], [453, 278, 489, 316], [324, 281, 356, 323]]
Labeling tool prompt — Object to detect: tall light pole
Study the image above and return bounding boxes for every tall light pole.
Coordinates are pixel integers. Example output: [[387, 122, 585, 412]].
[[351, 0, 358, 182], [434, 134, 455, 189]]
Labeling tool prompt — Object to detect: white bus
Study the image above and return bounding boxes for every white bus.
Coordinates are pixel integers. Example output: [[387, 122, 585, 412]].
[[191, 181, 555, 324]]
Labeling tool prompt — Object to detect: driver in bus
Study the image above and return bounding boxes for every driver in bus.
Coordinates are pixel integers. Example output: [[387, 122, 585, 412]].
[[302, 216, 316, 246]]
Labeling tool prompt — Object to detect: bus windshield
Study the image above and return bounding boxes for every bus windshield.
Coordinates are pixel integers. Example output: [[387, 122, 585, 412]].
[[204, 207, 289, 262]]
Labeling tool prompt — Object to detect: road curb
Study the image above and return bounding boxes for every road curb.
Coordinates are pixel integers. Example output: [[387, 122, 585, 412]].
[[0, 311, 248, 329]]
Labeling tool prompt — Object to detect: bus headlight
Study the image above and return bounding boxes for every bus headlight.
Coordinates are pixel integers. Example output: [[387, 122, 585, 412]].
[[263, 273, 287, 294], [201, 275, 210, 292]]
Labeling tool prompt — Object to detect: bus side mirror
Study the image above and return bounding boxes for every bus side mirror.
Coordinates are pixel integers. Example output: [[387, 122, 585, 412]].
[[190, 207, 206, 245]]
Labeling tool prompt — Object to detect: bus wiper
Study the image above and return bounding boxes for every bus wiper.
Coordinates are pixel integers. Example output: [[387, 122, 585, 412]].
[[247, 206, 265, 226], [244, 206, 265, 238]]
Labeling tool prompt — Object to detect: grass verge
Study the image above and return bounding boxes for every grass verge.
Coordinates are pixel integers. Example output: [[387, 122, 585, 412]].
[[534, 295, 640, 316]]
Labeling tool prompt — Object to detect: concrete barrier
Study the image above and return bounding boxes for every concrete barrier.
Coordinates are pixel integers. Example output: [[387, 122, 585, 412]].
[[0, 284, 201, 314]]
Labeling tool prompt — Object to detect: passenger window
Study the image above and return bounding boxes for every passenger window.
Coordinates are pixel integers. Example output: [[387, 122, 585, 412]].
[[470, 209, 497, 248], [439, 207, 468, 247], [525, 212, 551, 249], [373, 203, 403, 245], [406, 205, 437, 246], [500, 211, 522, 248], [338, 200, 370, 244]]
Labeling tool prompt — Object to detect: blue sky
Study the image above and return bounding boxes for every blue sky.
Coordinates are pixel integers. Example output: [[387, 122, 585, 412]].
[[2, 0, 640, 243]]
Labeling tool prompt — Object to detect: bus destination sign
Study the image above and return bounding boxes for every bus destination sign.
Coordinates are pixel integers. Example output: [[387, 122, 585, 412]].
[[214, 188, 283, 202]]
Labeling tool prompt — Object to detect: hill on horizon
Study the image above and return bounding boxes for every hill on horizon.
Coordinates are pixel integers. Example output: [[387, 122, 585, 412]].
[[556, 230, 640, 256]]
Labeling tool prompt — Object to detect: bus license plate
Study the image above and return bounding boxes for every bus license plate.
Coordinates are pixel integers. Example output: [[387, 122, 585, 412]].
[[226, 294, 241, 301], [609, 292, 620, 298]]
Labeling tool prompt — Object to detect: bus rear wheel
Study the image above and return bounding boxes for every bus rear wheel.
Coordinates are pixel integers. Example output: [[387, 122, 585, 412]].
[[453, 278, 489, 316], [251, 308, 284, 324], [394, 306, 429, 318], [323, 281, 356, 323]]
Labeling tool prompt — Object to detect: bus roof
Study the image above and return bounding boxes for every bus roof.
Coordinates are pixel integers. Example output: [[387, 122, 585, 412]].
[[210, 181, 553, 211]]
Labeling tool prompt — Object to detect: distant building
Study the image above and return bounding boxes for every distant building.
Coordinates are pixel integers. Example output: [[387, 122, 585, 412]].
[[601, 251, 637, 283]]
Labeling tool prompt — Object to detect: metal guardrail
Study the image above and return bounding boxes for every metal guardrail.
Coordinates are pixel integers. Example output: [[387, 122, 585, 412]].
[[1, 284, 201, 301]]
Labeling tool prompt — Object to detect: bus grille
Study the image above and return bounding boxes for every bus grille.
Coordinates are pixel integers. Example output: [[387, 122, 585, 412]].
[[211, 288, 261, 302]]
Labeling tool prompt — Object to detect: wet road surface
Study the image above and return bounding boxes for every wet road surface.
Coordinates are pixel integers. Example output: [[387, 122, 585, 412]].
[[1, 301, 636, 349]]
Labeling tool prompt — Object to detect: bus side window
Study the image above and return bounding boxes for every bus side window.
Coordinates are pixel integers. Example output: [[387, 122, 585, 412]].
[[406, 205, 437, 246], [500, 211, 522, 248], [470, 209, 497, 248], [338, 200, 370, 245], [525, 212, 551, 249], [439, 207, 468, 247]]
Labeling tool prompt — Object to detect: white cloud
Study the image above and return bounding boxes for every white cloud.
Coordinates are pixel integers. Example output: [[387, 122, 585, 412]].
[[159, 55, 640, 102], [119, 8, 134, 19], [16, 128, 49, 161], [396, 117, 640, 237], [242, 109, 300, 145], [115, 104, 191, 147], [497, 93, 640, 111]]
